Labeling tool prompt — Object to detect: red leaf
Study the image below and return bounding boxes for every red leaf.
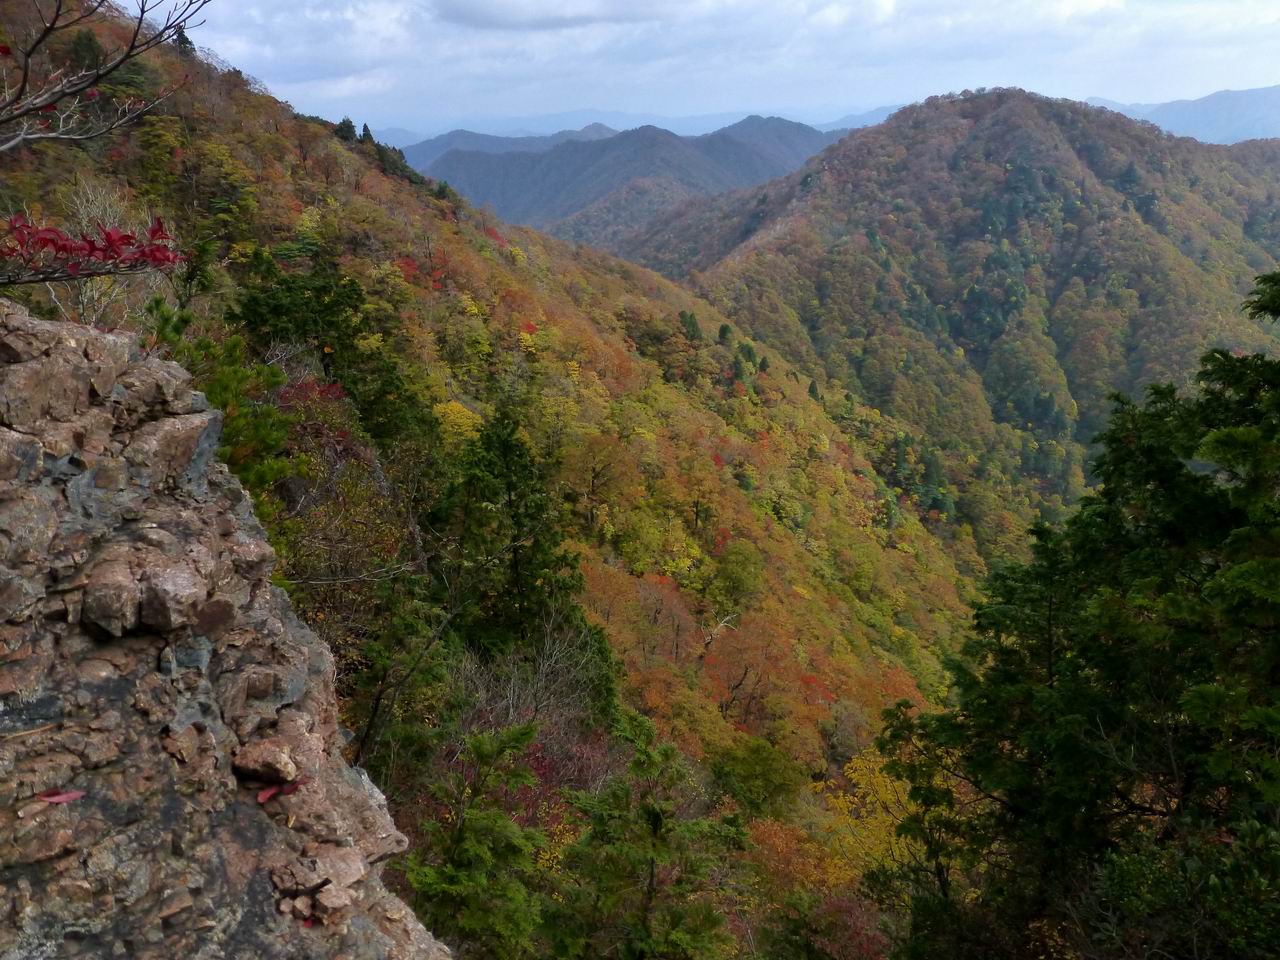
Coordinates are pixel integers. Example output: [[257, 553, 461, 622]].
[[37, 789, 85, 804], [257, 785, 282, 804], [84, 88, 100, 101], [0, 45, 12, 57], [280, 775, 309, 796], [303, 918, 316, 928]]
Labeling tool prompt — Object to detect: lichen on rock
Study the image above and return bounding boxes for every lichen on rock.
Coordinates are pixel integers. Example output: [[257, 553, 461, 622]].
[[0, 302, 448, 959]]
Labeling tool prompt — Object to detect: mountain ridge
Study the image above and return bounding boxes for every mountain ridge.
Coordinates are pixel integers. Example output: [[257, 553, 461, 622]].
[[423, 115, 844, 248], [402, 122, 619, 171], [1087, 83, 1280, 143], [620, 87, 1280, 552]]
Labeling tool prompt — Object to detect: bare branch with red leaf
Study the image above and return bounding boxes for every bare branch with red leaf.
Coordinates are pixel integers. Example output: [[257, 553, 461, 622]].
[[0, 0, 212, 153], [0, 213, 185, 285]]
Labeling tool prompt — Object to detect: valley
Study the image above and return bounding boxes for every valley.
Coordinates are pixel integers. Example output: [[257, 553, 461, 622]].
[[1, 4, 1278, 959]]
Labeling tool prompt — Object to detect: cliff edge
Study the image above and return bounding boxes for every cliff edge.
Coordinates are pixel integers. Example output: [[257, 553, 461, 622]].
[[0, 302, 448, 959]]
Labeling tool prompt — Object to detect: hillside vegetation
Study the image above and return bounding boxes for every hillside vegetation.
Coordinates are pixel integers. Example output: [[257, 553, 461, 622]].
[[0, 21, 976, 958], [625, 89, 1280, 553], [5, 15, 1279, 957]]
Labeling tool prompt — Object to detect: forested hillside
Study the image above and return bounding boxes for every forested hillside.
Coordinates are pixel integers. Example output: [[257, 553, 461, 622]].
[[5, 8, 1279, 958], [0, 15, 978, 958], [624, 89, 1280, 553], [426, 116, 843, 250]]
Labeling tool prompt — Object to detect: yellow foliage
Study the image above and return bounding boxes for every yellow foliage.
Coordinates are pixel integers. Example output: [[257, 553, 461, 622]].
[[822, 748, 918, 887], [434, 400, 482, 448]]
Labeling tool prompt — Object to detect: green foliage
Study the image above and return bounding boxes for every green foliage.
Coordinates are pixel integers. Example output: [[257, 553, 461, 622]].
[[405, 724, 546, 958], [229, 251, 434, 446], [709, 736, 807, 817], [431, 409, 581, 656], [875, 274, 1280, 959], [547, 712, 745, 960], [335, 117, 357, 142], [67, 29, 104, 71], [679, 310, 701, 341], [145, 297, 291, 498]]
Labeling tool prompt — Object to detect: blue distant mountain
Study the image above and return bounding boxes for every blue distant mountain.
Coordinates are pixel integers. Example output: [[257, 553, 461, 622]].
[[1089, 85, 1280, 144]]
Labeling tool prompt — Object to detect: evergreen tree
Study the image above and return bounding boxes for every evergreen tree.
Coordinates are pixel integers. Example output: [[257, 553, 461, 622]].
[[174, 25, 196, 57], [431, 409, 584, 657], [875, 272, 1280, 959], [335, 116, 357, 142], [546, 712, 744, 960], [405, 724, 546, 958], [68, 29, 105, 71]]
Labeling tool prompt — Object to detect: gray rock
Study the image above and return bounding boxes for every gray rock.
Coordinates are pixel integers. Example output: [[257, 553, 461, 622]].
[[0, 302, 449, 960]]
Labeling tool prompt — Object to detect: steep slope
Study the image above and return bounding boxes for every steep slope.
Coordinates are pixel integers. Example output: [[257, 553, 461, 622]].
[[0, 304, 448, 959], [402, 123, 617, 170], [1, 34, 980, 956], [1090, 84, 1280, 143], [425, 117, 842, 249], [623, 89, 1280, 553]]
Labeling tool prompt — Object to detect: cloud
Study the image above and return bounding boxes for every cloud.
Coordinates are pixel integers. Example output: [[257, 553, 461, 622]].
[[428, 0, 669, 30], [191, 0, 1280, 132]]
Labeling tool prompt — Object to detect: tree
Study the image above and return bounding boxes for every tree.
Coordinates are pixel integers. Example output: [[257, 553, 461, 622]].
[[429, 409, 583, 658], [173, 24, 196, 57], [0, 0, 212, 153], [875, 272, 1280, 959], [405, 724, 546, 958], [334, 115, 356, 142], [546, 712, 744, 960]]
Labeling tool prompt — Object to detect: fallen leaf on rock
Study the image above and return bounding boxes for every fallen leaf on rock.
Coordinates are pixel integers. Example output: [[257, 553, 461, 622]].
[[37, 789, 86, 804], [281, 775, 310, 796], [257, 784, 283, 804]]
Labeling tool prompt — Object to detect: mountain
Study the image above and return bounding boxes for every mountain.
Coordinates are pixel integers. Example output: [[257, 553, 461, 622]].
[[0, 29, 981, 958], [401, 122, 618, 170], [1089, 84, 1280, 143], [371, 125, 425, 148], [622, 88, 1280, 554], [817, 104, 902, 131], [440, 108, 752, 137], [424, 116, 844, 249]]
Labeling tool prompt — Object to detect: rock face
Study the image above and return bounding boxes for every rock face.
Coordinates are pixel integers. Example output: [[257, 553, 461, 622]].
[[0, 302, 448, 959]]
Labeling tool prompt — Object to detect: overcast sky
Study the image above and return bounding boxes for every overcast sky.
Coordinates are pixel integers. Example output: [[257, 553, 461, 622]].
[[192, 0, 1280, 134]]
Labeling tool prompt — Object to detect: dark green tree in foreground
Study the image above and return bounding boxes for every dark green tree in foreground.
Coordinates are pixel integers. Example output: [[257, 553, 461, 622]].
[[547, 712, 745, 960], [876, 273, 1280, 960]]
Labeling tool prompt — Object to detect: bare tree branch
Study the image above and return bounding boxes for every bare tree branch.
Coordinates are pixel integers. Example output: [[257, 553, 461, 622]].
[[0, 0, 212, 153]]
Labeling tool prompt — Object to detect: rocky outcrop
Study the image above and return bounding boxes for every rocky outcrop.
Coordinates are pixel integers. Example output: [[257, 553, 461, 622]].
[[0, 302, 448, 959]]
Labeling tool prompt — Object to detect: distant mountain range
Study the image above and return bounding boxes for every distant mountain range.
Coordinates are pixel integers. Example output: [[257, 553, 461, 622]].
[[402, 123, 618, 171], [1088, 84, 1280, 144], [417, 115, 845, 249], [816, 104, 902, 131]]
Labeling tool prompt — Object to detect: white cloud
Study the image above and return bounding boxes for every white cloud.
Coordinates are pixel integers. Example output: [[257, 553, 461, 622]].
[[190, 0, 1280, 131]]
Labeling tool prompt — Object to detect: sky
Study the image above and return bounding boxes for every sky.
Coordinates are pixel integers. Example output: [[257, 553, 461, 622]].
[[191, 0, 1280, 135]]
